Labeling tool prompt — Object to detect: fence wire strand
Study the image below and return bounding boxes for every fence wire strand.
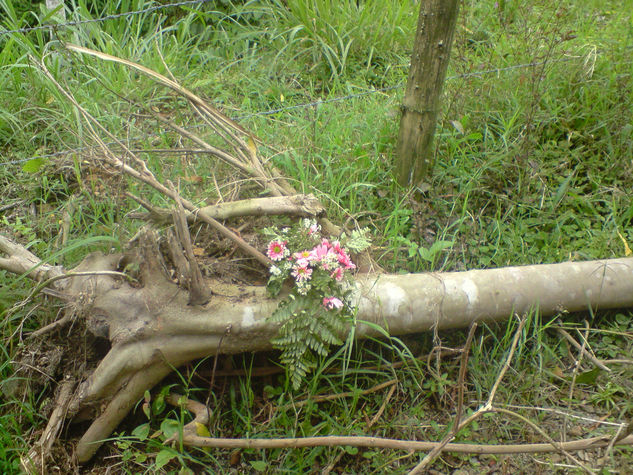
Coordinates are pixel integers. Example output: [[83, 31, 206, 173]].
[[0, 0, 595, 167], [1, 57, 579, 167], [0, 0, 214, 36]]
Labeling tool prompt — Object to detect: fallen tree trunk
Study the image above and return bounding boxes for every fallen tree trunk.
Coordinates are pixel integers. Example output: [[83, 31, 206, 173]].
[[71, 254, 633, 461], [3, 234, 631, 461]]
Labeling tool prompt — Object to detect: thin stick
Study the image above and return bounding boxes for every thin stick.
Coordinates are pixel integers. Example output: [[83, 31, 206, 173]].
[[206, 325, 232, 408], [556, 326, 610, 372], [408, 322, 479, 474], [494, 407, 594, 474], [367, 383, 397, 430], [169, 181, 210, 306], [287, 378, 398, 409], [171, 422, 633, 452], [454, 322, 478, 431], [28, 314, 72, 339], [599, 416, 633, 470], [562, 320, 592, 443], [487, 316, 527, 403]]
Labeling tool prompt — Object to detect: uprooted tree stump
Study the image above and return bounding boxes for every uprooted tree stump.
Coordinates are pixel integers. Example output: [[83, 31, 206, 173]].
[[3, 44, 633, 469]]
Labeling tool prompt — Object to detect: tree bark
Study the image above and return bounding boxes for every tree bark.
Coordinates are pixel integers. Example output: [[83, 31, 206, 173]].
[[45, 0, 66, 21], [395, 0, 460, 186]]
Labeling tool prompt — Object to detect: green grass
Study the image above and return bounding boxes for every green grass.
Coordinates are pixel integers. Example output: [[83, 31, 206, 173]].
[[1, 0, 633, 472]]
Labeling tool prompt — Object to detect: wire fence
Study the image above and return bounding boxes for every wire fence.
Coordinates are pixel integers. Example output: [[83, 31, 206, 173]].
[[1, 56, 574, 167], [0, 0, 215, 36], [0, 1, 606, 167]]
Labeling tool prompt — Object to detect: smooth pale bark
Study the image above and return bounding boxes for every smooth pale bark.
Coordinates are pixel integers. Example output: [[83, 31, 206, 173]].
[[396, 0, 460, 185], [128, 194, 326, 225]]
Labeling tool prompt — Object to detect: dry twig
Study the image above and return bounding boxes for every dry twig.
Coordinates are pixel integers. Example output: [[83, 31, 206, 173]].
[[288, 378, 398, 410], [556, 324, 611, 372], [408, 322, 478, 474], [164, 392, 633, 455]]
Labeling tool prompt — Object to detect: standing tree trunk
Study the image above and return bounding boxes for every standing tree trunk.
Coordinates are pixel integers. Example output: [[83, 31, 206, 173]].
[[395, 0, 460, 186], [45, 0, 66, 20]]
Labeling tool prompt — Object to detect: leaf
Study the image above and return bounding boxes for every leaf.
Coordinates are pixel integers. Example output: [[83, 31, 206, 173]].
[[250, 460, 268, 472], [22, 158, 44, 173], [194, 422, 211, 453], [194, 422, 210, 438], [155, 449, 177, 470], [429, 240, 454, 254], [160, 419, 180, 439], [450, 120, 465, 134], [152, 391, 166, 415], [553, 170, 575, 207], [132, 423, 150, 441], [417, 246, 432, 261], [617, 231, 632, 256], [574, 368, 601, 385], [418, 240, 454, 262]]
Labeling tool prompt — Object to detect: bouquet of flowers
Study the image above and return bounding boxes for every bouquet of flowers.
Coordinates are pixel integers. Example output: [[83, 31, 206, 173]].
[[263, 219, 370, 389]]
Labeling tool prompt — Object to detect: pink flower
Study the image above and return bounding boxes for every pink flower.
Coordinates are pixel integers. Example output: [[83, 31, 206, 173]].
[[293, 250, 316, 263], [295, 257, 310, 268], [330, 267, 343, 281], [323, 297, 343, 310], [292, 265, 312, 281], [267, 240, 287, 261], [312, 243, 330, 261], [337, 249, 356, 270]]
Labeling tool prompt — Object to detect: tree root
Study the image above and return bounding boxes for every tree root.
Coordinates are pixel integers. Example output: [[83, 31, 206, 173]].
[[20, 378, 76, 474]]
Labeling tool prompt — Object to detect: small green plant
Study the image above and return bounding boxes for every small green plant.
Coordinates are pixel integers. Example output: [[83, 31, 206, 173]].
[[1, 216, 39, 248], [263, 219, 370, 389], [396, 236, 454, 271]]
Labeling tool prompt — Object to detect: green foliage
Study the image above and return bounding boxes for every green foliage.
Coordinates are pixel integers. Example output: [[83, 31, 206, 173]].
[[268, 0, 416, 79], [269, 293, 346, 389]]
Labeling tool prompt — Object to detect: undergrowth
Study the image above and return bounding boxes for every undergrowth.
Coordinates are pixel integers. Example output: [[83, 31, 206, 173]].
[[1, 0, 632, 472]]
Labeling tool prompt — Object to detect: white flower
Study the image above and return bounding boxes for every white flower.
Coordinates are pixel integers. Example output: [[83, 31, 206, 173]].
[[270, 265, 281, 276], [296, 281, 311, 295]]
